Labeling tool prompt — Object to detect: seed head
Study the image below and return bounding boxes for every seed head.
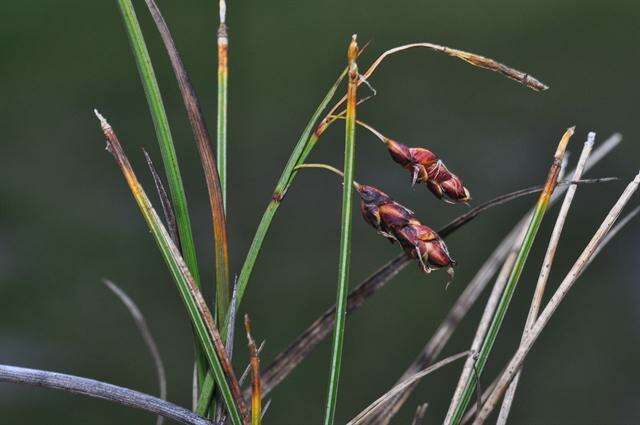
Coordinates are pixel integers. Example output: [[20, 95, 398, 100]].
[[384, 138, 471, 203], [356, 183, 456, 279]]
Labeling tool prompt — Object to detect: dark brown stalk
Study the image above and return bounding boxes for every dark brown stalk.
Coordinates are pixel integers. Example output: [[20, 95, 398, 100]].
[[143, 0, 230, 323], [439, 178, 615, 238], [143, 149, 180, 248]]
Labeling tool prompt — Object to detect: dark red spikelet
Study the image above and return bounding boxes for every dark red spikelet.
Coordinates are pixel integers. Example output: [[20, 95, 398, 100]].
[[356, 183, 456, 280], [425, 160, 471, 203], [394, 220, 455, 274], [384, 138, 471, 203]]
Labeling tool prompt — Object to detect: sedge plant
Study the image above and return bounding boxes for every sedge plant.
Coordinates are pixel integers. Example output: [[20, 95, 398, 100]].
[[2, 2, 638, 425]]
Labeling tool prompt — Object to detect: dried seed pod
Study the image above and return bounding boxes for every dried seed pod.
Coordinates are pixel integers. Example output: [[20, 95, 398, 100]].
[[356, 183, 456, 280], [354, 120, 471, 203], [385, 138, 471, 203], [357, 184, 413, 242], [295, 163, 457, 280], [395, 220, 456, 275]]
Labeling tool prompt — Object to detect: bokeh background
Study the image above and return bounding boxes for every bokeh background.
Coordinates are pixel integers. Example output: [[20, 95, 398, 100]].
[[2, 0, 639, 423]]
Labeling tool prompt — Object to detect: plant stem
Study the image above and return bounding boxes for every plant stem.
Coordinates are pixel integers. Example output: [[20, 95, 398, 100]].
[[497, 133, 595, 423], [233, 69, 348, 307], [115, 0, 207, 391], [217, 0, 229, 211], [102, 279, 167, 425], [324, 35, 359, 425], [473, 171, 640, 424], [448, 126, 574, 425], [95, 111, 245, 425], [116, 0, 201, 287], [0, 365, 211, 425]]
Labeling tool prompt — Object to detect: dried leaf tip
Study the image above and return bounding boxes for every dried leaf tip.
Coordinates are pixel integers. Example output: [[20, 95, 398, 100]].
[[93, 109, 110, 131], [219, 0, 226, 24], [555, 126, 575, 160], [348, 34, 359, 64]]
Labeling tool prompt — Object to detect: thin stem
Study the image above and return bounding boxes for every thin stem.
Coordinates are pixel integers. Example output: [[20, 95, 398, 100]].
[[249, 135, 620, 407], [115, 0, 207, 393], [295, 163, 345, 179], [244, 315, 262, 425], [95, 111, 245, 425], [443, 160, 576, 425], [116, 0, 201, 286], [324, 35, 359, 425], [497, 133, 595, 423], [141, 0, 230, 329], [461, 206, 640, 425], [329, 114, 389, 144], [367, 134, 621, 425], [217, 0, 229, 210], [346, 351, 471, 425], [234, 39, 552, 335], [102, 279, 167, 425], [232, 68, 348, 311], [0, 364, 212, 425], [448, 126, 574, 425], [473, 171, 640, 424], [445, 222, 527, 425]]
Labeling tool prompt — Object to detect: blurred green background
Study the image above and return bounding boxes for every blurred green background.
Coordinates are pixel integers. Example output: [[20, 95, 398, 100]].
[[2, 0, 639, 423]]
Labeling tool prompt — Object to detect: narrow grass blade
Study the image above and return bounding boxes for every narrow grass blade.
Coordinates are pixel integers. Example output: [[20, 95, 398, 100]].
[[448, 126, 575, 425], [143, 149, 180, 248], [497, 133, 595, 423], [473, 171, 640, 424], [115, 0, 208, 394], [244, 315, 262, 425], [347, 352, 470, 425], [141, 0, 230, 327], [234, 69, 348, 308], [95, 111, 246, 425], [217, 0, 229, 210], [324, 35, 359, 425], [115, 0, 201, 286], [102, 279, 167, 425]]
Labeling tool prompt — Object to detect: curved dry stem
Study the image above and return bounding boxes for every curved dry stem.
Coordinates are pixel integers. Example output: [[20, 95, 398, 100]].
[[0, 364, 212, 425], [102, 279, 167, 425], [347, 351, 471, 425]]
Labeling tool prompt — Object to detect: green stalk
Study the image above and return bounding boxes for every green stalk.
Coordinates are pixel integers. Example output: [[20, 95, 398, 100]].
[[233, 69, 348, 305], [194, 67, 347, 415], [323, 35, 359, 425], [449, 127, 574, 425], [217, 7, 229, 211], [96, 112, 245, 425], [116, 0, 201, 287], [115, 0, 207, 390]]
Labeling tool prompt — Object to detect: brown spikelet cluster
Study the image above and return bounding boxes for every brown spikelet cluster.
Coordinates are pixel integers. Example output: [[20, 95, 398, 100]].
[[356, 183, 456, 278], [385, 138, 471, 203]]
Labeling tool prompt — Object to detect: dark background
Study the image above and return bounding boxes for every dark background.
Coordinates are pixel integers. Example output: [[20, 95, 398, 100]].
[[2, 0, 639, 424]]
